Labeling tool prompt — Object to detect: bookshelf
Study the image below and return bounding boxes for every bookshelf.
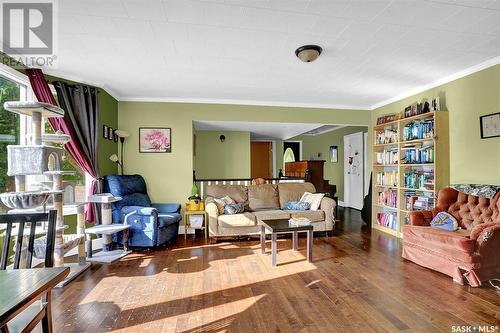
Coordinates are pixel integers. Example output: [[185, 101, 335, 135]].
[[372, 111, 449, 237]]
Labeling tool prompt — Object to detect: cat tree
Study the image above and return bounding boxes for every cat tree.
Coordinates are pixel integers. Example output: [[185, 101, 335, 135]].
[[0, 101, 89, 285]]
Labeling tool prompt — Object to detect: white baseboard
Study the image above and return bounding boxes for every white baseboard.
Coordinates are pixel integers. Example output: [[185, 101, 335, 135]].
[[338, 200, 345, 207]]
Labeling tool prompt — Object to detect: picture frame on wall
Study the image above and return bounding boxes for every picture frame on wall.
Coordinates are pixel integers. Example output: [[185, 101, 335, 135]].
[[329, 145, 338, 163], [139, 127, 171, 153], [480, 112, 500, 139], [103, 125, 108, 139]]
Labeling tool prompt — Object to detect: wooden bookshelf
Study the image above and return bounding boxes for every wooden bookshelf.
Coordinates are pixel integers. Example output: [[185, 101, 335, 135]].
[[372, 111, 449, 237]]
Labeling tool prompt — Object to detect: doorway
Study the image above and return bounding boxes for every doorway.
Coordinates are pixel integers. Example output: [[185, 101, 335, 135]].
[[251, 141, 272, 179], [343, 132, 364, 210]]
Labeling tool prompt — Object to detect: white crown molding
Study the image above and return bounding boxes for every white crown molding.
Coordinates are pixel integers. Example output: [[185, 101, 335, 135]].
[[370, 55, 500, 110], [119, 96, 370, 111]]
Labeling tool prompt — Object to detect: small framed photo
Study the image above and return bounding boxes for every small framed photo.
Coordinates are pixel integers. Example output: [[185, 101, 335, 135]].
[[108, 127, 114, 140], [329, 145, 338, 163], [139, 127, 171, 153], [480, 112, 500, 139], [103, 125, 108, 139]]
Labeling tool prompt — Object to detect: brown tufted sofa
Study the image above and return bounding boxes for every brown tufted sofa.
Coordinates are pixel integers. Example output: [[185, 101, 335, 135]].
[[402, 187, 500, 287]]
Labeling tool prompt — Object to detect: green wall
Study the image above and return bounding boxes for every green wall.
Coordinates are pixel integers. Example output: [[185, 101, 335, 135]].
[[289, 126, 368, 201], [194, 130, 250, 179], [372, 64, 500, 185], [118, 102, 370, 205]]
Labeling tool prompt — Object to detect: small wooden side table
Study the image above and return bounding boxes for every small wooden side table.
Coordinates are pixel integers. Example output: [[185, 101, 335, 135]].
[[184, 210, 208, 240]]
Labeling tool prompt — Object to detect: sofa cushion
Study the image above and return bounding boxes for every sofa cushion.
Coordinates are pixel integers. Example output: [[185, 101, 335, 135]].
[[403, 225, 474, 254], [253, 210, 290, 223], [218, 212, 256, 228], [285, 210, 325, 222], [277, 182, 316, 209], [248, 184, 280, 211], [206, 185, 248, 205]]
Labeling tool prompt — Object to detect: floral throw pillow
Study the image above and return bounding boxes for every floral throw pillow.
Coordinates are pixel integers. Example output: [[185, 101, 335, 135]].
[[430, 212, 459, 231], [224, 203, 245, 215], [285, 201, 311, 210], [213, 196, 235, 214]]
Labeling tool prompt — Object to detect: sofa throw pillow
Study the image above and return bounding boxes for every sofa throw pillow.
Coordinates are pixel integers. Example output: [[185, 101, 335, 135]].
[[285, 201, 311, 210], [299, 192, 325, 211], [224, 203, 245, 215], [213, 196, 235, 214], [430, 212, 459, 231]]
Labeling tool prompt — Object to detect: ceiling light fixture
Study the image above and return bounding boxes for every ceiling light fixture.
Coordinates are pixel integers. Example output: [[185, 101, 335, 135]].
[[295, 45, 322, 63]]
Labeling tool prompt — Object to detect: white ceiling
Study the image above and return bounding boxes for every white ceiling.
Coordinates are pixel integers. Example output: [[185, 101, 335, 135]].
[[43, 0, 500, 109], [193, 120, 345, 139]]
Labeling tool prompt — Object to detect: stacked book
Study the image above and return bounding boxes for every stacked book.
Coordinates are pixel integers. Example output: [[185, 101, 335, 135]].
[[376, 212, 397, 230], [402, 119, 434, 141], [377, 189, 397, 208], [375, 149, 398, 165], [375, 128, 398, 145], [401, 143, 434, 164], [289, 217, 311, 227], [404, 191, 435, 211], [376, 171, 398, 187], [404, 170, 434, 190]]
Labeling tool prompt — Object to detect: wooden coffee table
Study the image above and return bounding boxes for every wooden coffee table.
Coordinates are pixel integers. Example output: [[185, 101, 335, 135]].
[[260, 219, 313, 267]]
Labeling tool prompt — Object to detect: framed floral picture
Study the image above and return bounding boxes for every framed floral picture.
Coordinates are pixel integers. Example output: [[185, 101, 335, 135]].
[[139, 127, 171, 153]]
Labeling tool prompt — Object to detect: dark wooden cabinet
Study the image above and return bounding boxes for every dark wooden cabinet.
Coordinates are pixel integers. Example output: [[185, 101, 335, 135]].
[[284, 160, 336, 198]]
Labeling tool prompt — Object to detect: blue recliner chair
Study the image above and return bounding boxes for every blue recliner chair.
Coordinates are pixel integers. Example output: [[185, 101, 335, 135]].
[[103, 175, 181, 248]]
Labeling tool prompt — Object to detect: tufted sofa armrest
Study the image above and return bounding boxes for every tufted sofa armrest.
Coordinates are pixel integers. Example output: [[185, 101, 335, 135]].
[[205, 202, 219, 236], [408, 210, 435, 226], [470, 222, 500, 259], [319, 196, 336, 230]]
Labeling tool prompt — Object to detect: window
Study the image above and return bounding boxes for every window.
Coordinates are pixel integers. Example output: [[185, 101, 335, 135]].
[[0, 64, 87, 211]]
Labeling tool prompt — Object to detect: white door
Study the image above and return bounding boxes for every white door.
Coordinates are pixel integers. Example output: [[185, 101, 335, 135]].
[[344, 132, 364, 210]]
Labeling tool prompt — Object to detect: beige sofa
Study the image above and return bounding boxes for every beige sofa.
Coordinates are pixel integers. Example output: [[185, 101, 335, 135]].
[[205, 182, 336, 239]]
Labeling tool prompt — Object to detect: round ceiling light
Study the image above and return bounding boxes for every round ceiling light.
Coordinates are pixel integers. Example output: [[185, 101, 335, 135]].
[[295, 45, 322, 62]]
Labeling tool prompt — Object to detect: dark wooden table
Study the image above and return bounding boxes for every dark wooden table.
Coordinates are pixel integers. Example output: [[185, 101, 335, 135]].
[[260, 219, 313, 266], [0, 267, 69, 332]]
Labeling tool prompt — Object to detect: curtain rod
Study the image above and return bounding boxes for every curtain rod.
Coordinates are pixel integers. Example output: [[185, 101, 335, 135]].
[[52, 81, 100, 93]]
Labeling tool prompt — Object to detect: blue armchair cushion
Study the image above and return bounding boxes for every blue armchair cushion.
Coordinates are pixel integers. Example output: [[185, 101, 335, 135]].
[[152, 203, 181, 214], [158, 213, 182, 228]]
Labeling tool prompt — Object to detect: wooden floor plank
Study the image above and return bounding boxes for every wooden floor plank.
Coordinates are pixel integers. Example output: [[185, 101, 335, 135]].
[[36, 208, 500, 333]]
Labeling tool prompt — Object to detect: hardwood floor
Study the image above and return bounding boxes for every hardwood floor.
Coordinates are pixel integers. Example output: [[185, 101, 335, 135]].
[[47, 208, 500, 332]]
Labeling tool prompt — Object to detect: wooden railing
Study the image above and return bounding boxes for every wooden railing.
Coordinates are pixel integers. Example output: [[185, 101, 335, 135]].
[[193, 171, 309, 199]]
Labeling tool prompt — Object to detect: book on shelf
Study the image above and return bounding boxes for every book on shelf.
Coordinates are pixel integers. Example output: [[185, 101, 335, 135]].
[[400, 143, 434, 164], [375, 149, 398, 165], [375, 128, 398, 145], [403, 170, 435, 191], [403, 191, 435, 211], [377, 188, 397, 208], [376, 212, 397, 230], [402, 119, 434, 141], [376, 170, 398, 187]]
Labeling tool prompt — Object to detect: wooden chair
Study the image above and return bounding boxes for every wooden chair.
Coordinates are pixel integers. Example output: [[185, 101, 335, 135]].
[[0, 211, 57, 333]]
